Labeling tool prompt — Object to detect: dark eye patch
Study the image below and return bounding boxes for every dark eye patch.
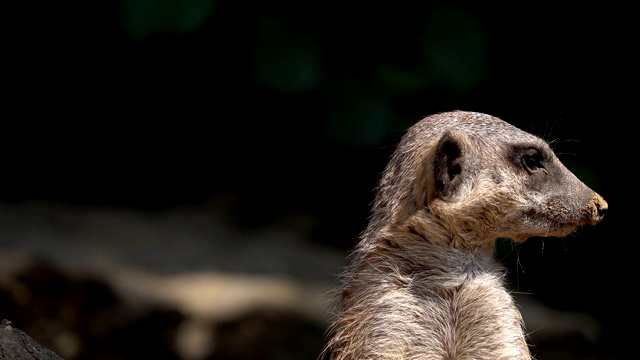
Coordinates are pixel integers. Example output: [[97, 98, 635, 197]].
[[521, 148, 545, 173]]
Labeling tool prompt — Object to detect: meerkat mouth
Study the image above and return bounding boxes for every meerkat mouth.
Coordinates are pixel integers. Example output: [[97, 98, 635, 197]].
[[520, 211, 581, 238]]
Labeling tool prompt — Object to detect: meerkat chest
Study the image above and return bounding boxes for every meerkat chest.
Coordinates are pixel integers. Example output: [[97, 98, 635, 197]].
[[406, 273, 530, 359]]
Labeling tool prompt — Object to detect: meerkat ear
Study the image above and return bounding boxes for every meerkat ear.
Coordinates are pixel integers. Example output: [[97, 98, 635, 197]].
[[433, 130, 470, 200]]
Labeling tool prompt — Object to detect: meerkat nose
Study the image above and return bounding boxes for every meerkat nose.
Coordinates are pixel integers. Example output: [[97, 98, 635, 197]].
[[597, 204, 607, 217], [590, 194, 608, 224]]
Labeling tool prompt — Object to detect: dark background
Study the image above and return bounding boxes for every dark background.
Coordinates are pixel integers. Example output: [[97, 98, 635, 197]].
[[2, 1, 635, 359]]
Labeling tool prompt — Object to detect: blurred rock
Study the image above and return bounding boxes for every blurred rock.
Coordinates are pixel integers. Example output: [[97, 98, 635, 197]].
[[0, 319, 64, 360]]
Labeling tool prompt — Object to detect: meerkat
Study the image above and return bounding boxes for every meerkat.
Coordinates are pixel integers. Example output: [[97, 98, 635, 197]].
[[321, 111, 608, 360]]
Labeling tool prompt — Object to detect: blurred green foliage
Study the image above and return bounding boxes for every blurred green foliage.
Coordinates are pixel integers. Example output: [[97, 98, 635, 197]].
[[254, 18, 322, 93], [421, 6, 488, 93], [122, 0, 218, 40]]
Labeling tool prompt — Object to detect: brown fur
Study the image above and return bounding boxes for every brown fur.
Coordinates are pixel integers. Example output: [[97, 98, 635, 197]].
[[321, 111, 607, 360]]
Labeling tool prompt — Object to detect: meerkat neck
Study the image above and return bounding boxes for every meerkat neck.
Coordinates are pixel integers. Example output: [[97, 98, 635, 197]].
[[363, 206, 499, 254], [356, 229, 500, 280]]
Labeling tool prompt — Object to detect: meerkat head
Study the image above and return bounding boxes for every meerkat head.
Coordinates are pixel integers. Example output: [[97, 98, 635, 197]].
[[368, 111, 607, 248]]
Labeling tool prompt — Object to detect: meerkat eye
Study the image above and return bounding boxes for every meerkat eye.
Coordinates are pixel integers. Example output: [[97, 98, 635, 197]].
[[522, 150, 544, 172]]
